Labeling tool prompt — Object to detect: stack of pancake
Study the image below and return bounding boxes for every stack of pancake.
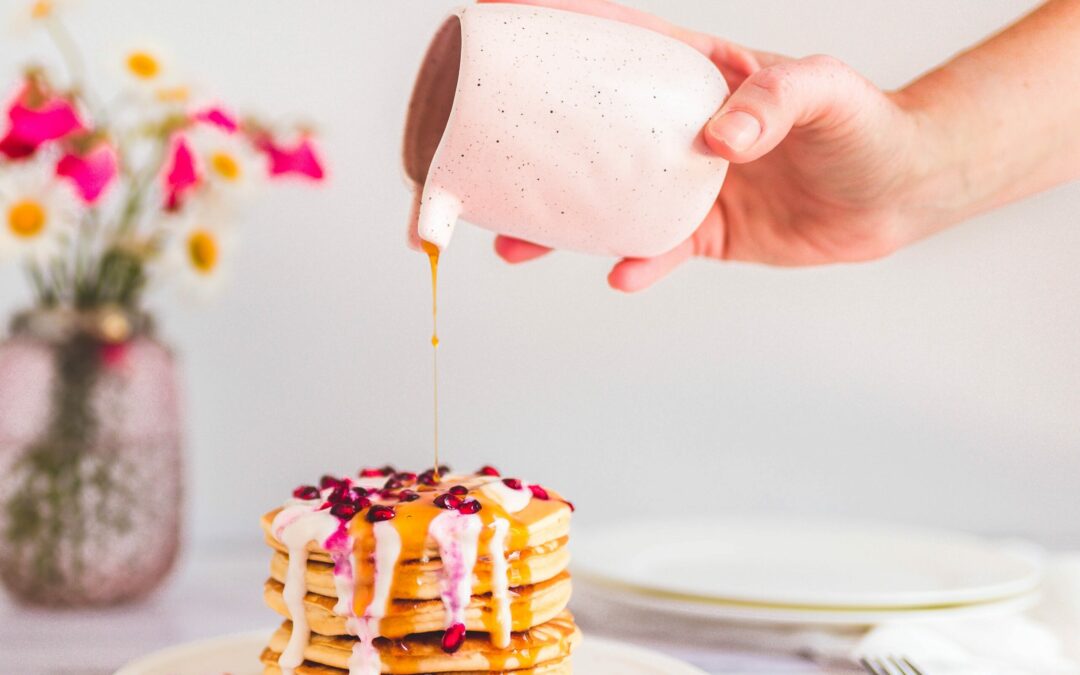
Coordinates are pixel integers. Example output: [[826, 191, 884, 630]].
[[259, 466, 579, 674]]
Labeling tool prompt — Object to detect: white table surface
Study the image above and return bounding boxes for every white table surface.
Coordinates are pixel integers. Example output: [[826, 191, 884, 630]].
[[0, 543, 854, 675]]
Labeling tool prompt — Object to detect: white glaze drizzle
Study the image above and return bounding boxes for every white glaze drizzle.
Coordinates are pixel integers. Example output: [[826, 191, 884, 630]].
[[345, 521, 402, 675], [271, 501, 340, 675], [429, 509, 483, 631], [480, 479, 532, 513], [488, 517, 512, 648]]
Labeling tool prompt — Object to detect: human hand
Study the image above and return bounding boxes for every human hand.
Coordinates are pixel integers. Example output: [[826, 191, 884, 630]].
[[483, 0, 933, 292]]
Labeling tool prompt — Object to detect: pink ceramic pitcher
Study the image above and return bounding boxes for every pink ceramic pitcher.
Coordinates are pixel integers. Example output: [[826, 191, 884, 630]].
[[404, 3, 729, 258]]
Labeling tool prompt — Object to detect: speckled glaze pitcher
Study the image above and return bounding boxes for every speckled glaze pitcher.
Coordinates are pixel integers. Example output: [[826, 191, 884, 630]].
[[404, 3, 729, 258]]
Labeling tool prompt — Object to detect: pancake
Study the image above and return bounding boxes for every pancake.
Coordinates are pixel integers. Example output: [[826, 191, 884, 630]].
[[263, 612, 580, 674], [266, 538, 569, 601], [260, 498, 571, 564], [260, 650, 571, 675], [264, 571, 572, 638]]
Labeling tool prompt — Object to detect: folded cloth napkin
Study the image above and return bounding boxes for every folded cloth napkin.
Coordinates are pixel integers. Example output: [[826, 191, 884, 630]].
[[574, 554, 1080, 674], [851, 615, 1074, 674]]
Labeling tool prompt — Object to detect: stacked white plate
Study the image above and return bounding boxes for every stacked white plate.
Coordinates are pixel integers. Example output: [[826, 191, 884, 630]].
[[573, 516, 1043, 625]]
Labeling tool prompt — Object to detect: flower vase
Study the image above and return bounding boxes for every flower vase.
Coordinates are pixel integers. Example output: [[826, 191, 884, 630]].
[[0, 308, 182, 606]]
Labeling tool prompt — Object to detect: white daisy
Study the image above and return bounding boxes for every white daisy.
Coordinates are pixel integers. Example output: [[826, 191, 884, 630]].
[[160, 207, 234, 299], [112, 42, 197, 109], [118, 43, 169, 86], [0, 156, 81, 263], [8, 1, 76, 39], [186, 124, 262, 199]]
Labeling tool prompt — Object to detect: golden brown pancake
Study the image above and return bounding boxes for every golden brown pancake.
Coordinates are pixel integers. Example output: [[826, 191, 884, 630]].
[[266, 537, 570, 601], [264, 572, 572, 638], [260, 650, 572, 675], [260, 501, 571, 564], [263, 612, 580, 674]]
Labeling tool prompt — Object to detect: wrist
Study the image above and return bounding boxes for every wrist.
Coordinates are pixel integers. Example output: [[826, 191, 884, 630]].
[[887, 84, 979, 242]]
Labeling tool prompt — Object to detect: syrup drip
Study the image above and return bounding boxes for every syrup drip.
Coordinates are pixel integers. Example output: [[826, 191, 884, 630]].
[[421, 240, 441, 481]]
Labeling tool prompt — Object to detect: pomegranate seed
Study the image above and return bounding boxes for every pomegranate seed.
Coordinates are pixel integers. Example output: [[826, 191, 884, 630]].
[[320, 475, 342, 489], [351, 486, 370, 498], [528, 484, 550, 500], [318, 501, 332, 510], [502, 478, 523, 490], [425, 464, 450, 477], [418, 469, 440, 486], [458, 499, 482, 515], [397, 489, 420, 502], [396, 471, 418, 482], [328, 485, 352, 504], [383, 476, 405, 490], [441, 623, 466, 653], [478, 465, 500, 477], [359, 467, 391, 478], [330, 502, 358, 520], [367, 505, 396, 522], [292, 485, 320, 500], [352, 496, 373, 510], [448, 485, 469, 496], [434, 493, 462, 510]]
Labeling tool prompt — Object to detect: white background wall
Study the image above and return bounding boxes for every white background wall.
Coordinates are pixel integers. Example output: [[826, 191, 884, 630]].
[[2, 0, 1078, 548]]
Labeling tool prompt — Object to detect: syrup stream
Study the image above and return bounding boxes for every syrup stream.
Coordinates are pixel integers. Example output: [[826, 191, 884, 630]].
[[422, 240, 440, 480]]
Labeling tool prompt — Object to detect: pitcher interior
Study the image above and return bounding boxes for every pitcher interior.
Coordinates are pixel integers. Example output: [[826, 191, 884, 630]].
[[403, 15, 462, 186]]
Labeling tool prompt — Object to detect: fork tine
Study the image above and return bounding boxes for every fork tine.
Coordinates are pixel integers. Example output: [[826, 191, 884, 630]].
[[900, 656, 926, 675], [859, 657, 888, 675], [888, 655, 913, 675]]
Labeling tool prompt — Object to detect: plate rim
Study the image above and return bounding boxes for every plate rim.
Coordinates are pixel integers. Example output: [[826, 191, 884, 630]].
[[113, 629, 271, 675], [113, 628, 708, 675], [580, 581, 1042, 626], [572, 516, 1044, 609]]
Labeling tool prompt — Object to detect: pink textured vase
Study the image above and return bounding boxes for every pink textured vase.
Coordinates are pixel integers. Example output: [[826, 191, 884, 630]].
[[0, 310, 182, 606], [404, 3, 729, 258]]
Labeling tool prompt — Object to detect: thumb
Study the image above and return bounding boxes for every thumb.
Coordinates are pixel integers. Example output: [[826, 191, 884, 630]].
[[704, 55, 864, 163]]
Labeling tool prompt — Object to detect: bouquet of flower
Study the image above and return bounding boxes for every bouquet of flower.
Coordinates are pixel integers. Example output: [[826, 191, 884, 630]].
[[0, 1, 325, 605], [1, 0, 325, 308]]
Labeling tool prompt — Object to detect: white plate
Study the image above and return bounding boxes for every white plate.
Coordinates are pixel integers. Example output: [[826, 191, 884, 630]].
[[573, 517, 1042, 609], [579, 581, 1041, 626], [114, 630, 707, 675]]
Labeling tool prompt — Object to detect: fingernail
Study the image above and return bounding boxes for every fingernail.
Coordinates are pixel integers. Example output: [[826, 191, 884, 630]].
[[709, 110, 761, 152]]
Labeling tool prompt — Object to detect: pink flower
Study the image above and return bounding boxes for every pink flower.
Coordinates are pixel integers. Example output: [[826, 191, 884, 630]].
[[256, 136, 325, 180], [0, 93, 84, 159], [99, 342, 129, 370], [163, 136, 198, 210], [56, 144, 118, 203], [193, 106, 238, 134]]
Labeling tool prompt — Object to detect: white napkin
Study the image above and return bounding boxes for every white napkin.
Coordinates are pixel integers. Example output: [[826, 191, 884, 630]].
[[574, 554, 1080, 674], [851, 616, 1074, 675], [844, 555, 1080, 674]]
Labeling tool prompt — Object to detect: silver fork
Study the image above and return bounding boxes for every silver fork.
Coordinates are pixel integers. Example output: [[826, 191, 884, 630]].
[[859, 655, 927, 675]]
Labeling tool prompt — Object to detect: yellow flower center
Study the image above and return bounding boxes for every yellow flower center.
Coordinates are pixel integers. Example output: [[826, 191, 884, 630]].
[[7, 200, 47, 239], [126, 51, 161, 80], [31, 1, 53, 19], [186, 229, 218, 274], [210, 152, 241, 181], [155, 86, 190, 103]]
